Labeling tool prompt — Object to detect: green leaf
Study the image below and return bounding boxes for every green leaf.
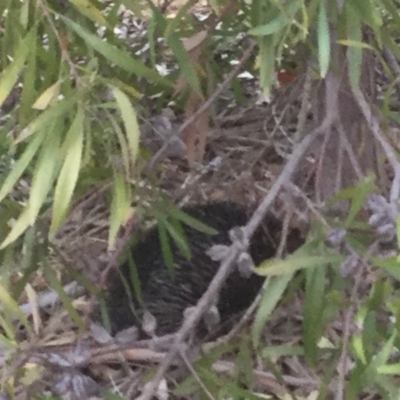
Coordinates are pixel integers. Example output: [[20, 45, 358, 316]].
[[60, 15, 170, 85], [19, 32, 38, 127], [19, 0, 29, 28], [118, 0, 146, 17], [164, 0, 197, 39], [370, 331, 397, 369], [109, 172, 132, 247], [42, 264, 84, 329], [171, 209, 217, 236], [18, 227, 37, 291], [109, 113, 130, 176], [252, 274, 291, 347], [123, 254, 142, 304], [164, 218, 191, 261], [328, 175, 376, 227], [32, 81, 62, 110], [371, 255, 400, 280], [0, 129, 46, 202], [0, 325, 18, 347], [111, 87, 140, 167], [15, 94, 79, 143], [0, 283, 31, 336], [258, 35, 275, 100], [380, 62, 400, 115], [68, 0, 109, 26], [348, 332, 397, 396], [0, 28, 35, 108], [381, 0, 400, 28], [337, 40, 374, 51], [147, 13, 157, 67], [378, 363, 400, 375], [345, 5, 362, 89], [1, 127, 60, 248], [317, 0, 330, 78], [248, 0, 301, 36], [303, 264, 326, 366], [166, 33, 202, 95], [28, 130, 60, 215], [50, 108, 85, 236], [396, 216, 400, 252], [254, 254, 342, 276], [348, 0, 382, 29], [237, 337, 254, 387], [157, 218, 174, 274]]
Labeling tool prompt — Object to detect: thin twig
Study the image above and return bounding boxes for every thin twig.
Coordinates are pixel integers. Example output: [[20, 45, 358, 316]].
[[295, 64, 314, 142], [337, 121, 364, 180], [180, 349, 217, 400], [352, 88, 400, 202], [314, 122, 334, 205], [382, 47, 400, 77], [352, 89, 397, 166], [37, 0, 83, 87], [335, 129, 344, 193], [286, 182, 329, 228]]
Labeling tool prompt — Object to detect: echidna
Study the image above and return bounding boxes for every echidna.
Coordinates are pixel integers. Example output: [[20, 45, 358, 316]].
[[104, 201, 301, 338]]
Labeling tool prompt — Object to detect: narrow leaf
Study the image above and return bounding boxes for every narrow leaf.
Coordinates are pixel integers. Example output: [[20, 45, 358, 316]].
[[346, 6, 362, 89], [50, 109, 84, 235], [0, 29, 35, 108], [69, 0, 109, 26], [249, 1, 301, 36], [32, 81, 61, 110], [303, 265, 326, 366], [15, 95, 78, 143], [28, 131, 60, 217], [109, 172, 132, 247], [157, 219, 174, 274], [0, 129, 46, 202], [255, 254, 342, 276], [0, 284, 31, 335], [252, 274, 292, 347], [1, 128, 60, 248], [60, 16, 169, 85], [317, 0, 330, 78], [111, 87, 140, 166], [337, 40, 374, 50], [166, 33, 202, 95], [348, 0, 382, 29], [258, 36, 275, 100], [171, 208, 217, 236], [164, 219, 191, 260], [1, 209, 34, 249], [42, 264, 84, 329]]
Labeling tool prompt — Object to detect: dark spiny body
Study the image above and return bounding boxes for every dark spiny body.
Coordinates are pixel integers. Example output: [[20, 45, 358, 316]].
[[106, 202, 300, 337]]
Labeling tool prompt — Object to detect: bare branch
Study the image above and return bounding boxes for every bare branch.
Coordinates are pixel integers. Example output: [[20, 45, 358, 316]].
[[352, 88, 400, 201]]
